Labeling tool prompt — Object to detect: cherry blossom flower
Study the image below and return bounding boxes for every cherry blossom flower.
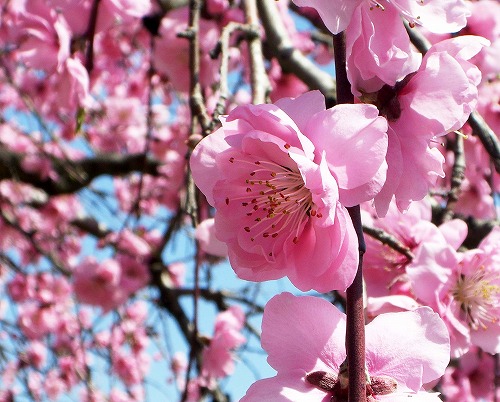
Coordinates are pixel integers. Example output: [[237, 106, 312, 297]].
[[195, 218, 228, 258], [73, 257, 126, 312], [292, 0, 469, 96], [362, 198, 467, 299], [407, 226, 500, 356], [201, 306, 246, 381], [440, 346, 496, 402], [190, 91, 388, 292], [292, 0, 469, 35], [7, 0, 71, 73], [241, 292, 450, 401], [371, 36, 489, 214]]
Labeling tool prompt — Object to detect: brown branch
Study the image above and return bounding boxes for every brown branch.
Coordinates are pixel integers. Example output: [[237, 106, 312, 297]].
[[333, 31, 366, 402], [257, 0, 337, 105], [0, 148, 161, 195], [179, 0, 211, 135], [441, 134, 466, 223], [181, 2, 205, 400], [244, 0, 271, 104], [85, 0, 101, 73], [467, 112, 500, 173], [210, 21, 251, 128], [362, 225, 415, 260]]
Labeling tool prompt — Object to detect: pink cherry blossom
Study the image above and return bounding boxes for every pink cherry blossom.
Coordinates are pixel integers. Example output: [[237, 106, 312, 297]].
[[201, 306, 246, 381], [195, 218, 228, 258], [191, 91, 388, 292], [407, 226, 500, 356], [362, 198, 467, 299], [346, 3, 421, 96], [241, 292, 450, 401], [7, 0, 71, 73], [18, 302, 60, 339], [292, 0, 468, 35], [55, 57, 90, 113], [293, 0, 469, 95], [440, 346, 496, 402], [25, 341, 47, 369], [73, 257, 126, 312], [373, 36, 489, 214], [7, 273, 35, 302]]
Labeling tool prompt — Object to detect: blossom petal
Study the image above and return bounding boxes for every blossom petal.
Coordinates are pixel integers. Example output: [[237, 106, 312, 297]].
[[391, 0, 470, 34], [241, 371, 329, 402], [291, 0, 362, 34], [262, 293, 346, 374], [305, 103, 388, 204], [274, 90, 326, 134], [366, 307, 450, 392]]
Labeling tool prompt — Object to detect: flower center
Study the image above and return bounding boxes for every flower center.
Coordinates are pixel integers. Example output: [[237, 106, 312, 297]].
[[452, 266, 500, 330], [227, 154, 320, 250]]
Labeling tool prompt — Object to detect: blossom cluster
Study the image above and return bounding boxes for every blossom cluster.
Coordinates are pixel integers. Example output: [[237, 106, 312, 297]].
[[0, 0, 498, 400]]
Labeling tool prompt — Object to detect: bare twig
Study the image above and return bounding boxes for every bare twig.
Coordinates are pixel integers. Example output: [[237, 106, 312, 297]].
[[441, 134, 466, 223], [244, 0, 271, 104], [179, 0, 211, 135], [85, 0, 101, 73], [0, 148, 161, 195], [362, 225, 415, 260]]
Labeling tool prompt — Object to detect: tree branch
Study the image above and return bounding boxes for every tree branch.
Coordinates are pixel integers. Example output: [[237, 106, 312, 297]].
[[362, 224, 415, 260], [257, 0, 336, 105], [0, 148, 161, 195]]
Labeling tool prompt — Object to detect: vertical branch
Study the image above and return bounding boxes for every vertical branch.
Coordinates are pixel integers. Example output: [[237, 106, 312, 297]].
[[181, 1, 204, 400], [243, 0, 271, 104], [441, 134, 466, 223], [85, 0, 101, 73], [495, 353, 500, 402], [180, 0, 211, 134], [333, 32, 366, 402]]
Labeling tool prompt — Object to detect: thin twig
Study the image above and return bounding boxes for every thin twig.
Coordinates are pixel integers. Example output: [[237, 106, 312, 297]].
[[441, 134, 466, 223], [181, 2, 204, 400], [362, 225, 415, 260], [85, 0, 101, 73], [244, 0, 271, 104]]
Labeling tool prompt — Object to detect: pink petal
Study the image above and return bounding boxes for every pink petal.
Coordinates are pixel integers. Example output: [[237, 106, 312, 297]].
[[438, 219, 468, 250], [291, 0, 363, 34], [262, 293, 346, 374], [305, 103, 388, 202], [394, 52, 471, 138], [189, 126, 232, 206], [274, 90, 326, 134], [391, 0, 469, 34], [346, 4, 421, 96], [366, 307, 450, 392], [241, 371, 329, 402], [406, 243, 456, 310], [373, 127, 403, 216]]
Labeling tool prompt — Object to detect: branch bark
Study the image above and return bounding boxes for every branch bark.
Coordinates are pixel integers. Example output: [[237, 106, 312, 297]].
[[333, 32, 366, 402], [0, 148, 161, 195]]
